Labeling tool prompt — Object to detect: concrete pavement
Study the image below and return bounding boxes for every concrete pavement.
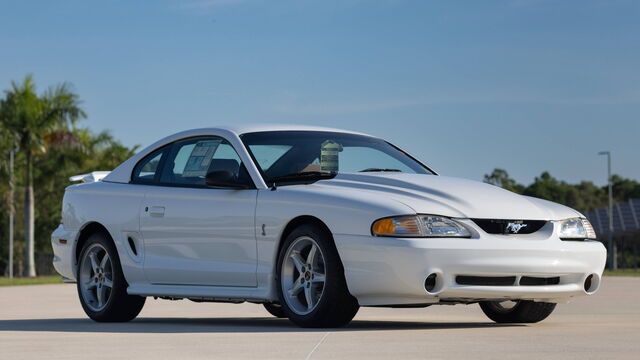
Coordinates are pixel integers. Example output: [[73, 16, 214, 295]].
[[1, 277, 639, 359]]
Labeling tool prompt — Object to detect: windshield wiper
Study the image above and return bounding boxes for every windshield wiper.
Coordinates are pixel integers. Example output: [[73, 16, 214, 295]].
[[359, 168, 402, 172], [268, 171, 337, 187]]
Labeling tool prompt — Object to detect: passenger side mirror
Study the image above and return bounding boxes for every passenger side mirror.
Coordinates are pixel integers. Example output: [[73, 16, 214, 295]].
[[205, 170, 252, 189]]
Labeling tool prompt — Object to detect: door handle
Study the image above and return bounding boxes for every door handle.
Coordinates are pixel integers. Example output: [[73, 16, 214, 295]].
[[148, 206, 165, 217]]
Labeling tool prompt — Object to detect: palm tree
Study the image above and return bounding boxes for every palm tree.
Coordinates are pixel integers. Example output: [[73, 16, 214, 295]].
[[0, 75, 86, 276], [0, 113, 16, 277]]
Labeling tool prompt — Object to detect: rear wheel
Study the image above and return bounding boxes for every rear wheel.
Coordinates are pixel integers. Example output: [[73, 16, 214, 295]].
[[479, 300, 556, 323], [276, 224, 359, 328], [77, 232, 146, 322]]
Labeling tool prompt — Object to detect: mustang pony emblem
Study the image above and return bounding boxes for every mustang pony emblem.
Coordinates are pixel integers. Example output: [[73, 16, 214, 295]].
[[506, 222, 528, 234]]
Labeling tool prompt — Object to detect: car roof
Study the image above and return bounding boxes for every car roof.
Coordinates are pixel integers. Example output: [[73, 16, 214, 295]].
[[101, 125, 375, 185], [196, 124, 371, 137]]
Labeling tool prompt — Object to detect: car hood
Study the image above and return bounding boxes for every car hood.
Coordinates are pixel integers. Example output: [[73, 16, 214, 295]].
[[314, 173, 581, 220]]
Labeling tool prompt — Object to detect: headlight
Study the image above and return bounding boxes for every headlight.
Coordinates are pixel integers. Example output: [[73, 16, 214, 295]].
[[372, 215, 471, 238], [558, 218, 597, 240]]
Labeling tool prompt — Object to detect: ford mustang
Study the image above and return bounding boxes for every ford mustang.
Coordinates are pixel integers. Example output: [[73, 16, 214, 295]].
[[51, 125, 606, 327]]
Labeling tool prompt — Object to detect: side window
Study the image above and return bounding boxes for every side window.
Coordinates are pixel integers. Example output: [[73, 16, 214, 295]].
[[132, 148, 166, 184], [212, 142, 242, 163], [160, 137, 252, 187]]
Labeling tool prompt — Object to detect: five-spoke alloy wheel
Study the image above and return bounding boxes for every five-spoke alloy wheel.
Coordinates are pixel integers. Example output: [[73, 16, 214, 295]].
[[78, 243, 114, 312], [77, 232, 146, 322], [281, 236, 326, 315], [276, 224, 359, 328]]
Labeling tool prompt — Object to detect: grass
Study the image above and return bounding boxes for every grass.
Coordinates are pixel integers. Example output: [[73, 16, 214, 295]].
[[603, 268, 640, 277], [0, 275, 64, 286]]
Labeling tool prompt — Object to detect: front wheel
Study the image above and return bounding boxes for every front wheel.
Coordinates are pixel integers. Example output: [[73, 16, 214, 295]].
[[479, 300, 556, 323], [276, 224, 359, 328], [77, 232, 146, 322], [263, 303, 287, 318]]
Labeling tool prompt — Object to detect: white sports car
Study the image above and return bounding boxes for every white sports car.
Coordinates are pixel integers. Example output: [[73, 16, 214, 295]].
[[52, 125, 606, 327]]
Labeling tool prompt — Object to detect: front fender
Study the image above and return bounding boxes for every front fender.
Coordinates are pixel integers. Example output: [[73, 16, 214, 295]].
[[254, 185, 415, 300]]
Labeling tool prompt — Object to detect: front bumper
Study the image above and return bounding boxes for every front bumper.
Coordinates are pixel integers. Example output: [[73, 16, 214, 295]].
[[334, 232, 607, 306]]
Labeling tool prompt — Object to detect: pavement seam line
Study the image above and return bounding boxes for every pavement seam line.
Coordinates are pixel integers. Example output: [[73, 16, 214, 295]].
[[305, 331, 331, 360]]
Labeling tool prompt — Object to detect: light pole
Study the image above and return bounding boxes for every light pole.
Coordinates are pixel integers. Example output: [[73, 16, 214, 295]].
[[8, 148, 15, 279], [598, 151, 616, 270]]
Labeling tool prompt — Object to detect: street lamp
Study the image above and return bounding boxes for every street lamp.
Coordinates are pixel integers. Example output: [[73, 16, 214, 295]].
[[598, 151, 616, 270]]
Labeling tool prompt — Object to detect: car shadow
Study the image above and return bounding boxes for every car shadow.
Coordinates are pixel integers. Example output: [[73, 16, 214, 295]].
[[0, 317, 522, 333]]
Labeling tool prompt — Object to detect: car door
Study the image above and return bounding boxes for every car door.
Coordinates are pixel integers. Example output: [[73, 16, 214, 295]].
[[136, 136, 258, 287]]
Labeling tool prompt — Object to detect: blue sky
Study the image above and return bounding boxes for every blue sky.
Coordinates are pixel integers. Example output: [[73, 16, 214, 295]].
[[1, 0, 638, 185]]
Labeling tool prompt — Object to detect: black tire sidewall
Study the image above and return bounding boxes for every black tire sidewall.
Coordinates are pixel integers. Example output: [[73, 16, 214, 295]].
[[76, 232, 144, 322], [263, 303, 287, 318], [275, 224, 358, 327], [480, 300, 556, 323]]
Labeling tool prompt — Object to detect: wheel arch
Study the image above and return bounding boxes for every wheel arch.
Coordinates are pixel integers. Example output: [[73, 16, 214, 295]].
[[271, 215, 349, 301], [276, 215, 334, 262], [75, 222, 115, 265]]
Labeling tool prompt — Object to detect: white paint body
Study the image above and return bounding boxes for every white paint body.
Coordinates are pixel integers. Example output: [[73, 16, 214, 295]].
[[52, 125, 607, 306]]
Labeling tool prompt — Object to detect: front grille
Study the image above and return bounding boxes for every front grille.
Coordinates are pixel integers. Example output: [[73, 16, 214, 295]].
[[471, 219, 547, 235], [455, 276, 516, 286], [519, 276, 560, 286]]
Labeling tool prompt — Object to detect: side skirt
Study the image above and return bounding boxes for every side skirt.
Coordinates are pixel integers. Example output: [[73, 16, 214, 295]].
[[127, 283, 271, 304]]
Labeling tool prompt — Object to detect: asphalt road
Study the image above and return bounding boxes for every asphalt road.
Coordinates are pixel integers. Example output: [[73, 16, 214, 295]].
[[1, 277, 638, 360]]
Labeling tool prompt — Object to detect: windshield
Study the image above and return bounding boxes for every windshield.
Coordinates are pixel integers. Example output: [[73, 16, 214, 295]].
[[240, 131, 433, 183]]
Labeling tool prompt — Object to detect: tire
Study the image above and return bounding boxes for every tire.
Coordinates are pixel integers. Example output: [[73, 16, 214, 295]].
[[263, 303, 287, 318], [76, 232, 146, 322], [479, 300, 556, 323], [276, 224, 359, 328]]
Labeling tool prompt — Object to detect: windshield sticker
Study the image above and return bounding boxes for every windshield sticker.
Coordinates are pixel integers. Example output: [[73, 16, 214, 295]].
[[320, 140, 343, 172]]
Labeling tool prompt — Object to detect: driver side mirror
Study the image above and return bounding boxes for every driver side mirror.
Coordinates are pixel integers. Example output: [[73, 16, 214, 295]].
[[205, 170, 252, 189]]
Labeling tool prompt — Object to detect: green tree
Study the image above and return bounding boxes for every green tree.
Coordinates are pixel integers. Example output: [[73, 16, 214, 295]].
[[0, 115, 14, 275], [521, 172, 607, 213], [574, 181, 607, 212], [485, 169, 638, 213], [523, 172, 568, 202], [611, 175, 640, 203], [33, 129, 137, 267], [483, 168, 525, 193], [0, 75, 86, 276]]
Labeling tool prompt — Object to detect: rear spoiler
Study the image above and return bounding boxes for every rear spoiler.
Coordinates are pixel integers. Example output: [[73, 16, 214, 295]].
[[69, 171, 111, 183]]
